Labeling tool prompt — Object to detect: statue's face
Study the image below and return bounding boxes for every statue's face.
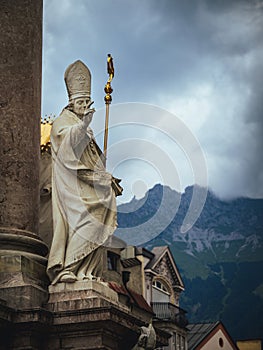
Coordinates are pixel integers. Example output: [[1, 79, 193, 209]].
[[73, 97, 90, 117]]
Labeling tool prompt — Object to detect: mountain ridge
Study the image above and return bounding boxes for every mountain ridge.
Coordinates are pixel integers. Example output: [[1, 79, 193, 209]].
[[116, 184, 263, 340], [117, 184, 263, 265]]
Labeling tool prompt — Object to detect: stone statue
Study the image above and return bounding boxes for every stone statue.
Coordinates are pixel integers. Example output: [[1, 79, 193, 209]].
[[132, 322, 156, 350], [47, 60, 122, 285]]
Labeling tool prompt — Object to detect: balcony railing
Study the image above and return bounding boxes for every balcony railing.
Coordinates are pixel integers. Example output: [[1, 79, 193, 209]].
[[151, 302, 188, 328]]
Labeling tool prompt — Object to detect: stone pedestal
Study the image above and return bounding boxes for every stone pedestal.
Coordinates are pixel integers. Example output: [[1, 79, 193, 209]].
[[0, 228, 48, 310], [0, 280, 170, 349], [48, 280, 120, 309], [0, 255, 49, 309], [46, 281, 144, 349]]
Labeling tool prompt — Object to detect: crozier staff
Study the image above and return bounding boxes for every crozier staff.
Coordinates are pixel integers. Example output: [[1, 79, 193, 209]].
[[103, 54, 114, 161], [47, 60, 121, 284]]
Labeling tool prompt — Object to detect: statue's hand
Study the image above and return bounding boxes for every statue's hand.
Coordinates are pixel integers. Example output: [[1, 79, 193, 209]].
[[83, 107, 95, 128]]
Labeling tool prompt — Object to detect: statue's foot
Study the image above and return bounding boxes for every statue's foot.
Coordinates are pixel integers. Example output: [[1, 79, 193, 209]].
[[60, 272, 78, 283], [83, 274, 97, 281], [77, 273, 94, 281]]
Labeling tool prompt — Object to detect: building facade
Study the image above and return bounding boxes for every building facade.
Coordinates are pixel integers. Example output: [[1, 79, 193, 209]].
[[121, 245, 188, 350]]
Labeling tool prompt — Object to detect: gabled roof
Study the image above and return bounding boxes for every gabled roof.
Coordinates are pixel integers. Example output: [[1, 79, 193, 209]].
[[145, 246, 184, 290], [187, 321, 239, 350], [188, 322, 219, 349], [145, 246, 168, 269]]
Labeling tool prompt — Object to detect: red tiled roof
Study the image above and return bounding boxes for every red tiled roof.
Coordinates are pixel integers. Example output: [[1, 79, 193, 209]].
[[108, 281, 153, 314], [108, 281, 127, 295], [128, 288, 153, 314]]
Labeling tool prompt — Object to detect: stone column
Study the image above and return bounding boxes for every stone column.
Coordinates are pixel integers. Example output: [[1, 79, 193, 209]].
[[0, 0, 48, 309]]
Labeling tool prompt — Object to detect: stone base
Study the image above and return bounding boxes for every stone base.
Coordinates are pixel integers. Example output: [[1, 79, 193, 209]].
[[0, 255, 48, 309], [0, 303, 52, 350], [48, 280, 121, 311], [0, 280, 170, 349], [46, 280, 140, 349], [48, 280, 120, 300]]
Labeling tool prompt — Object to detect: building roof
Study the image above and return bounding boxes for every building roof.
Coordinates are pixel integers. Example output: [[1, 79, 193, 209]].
[[187, 322, 219, 349], [187, 321, 239, 350], [108, 281, 153, 314], [145, 246, 168, 269], [145, 246, 184, 290]]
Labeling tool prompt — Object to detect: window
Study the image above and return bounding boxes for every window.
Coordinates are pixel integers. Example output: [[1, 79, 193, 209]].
[[153, 280, 169, 293], [152, 279, 171, 303], [176, 334, 180, 350], [107, 251, 119, 271], [172, 333, 177, 349], [181, 335, 185, 350], [219, 337, 224, 347]]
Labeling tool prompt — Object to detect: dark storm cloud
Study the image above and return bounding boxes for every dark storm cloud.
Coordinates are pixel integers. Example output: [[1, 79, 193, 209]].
[[43, 0, 263, 199]]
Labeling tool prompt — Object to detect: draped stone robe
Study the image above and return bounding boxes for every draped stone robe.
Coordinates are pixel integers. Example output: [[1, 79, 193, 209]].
[[47, 108, 117, 284]]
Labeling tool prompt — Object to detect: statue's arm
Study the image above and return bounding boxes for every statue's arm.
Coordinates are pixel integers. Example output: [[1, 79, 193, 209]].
[[69, 123, 91, 148], [70, 108, 95, 148]]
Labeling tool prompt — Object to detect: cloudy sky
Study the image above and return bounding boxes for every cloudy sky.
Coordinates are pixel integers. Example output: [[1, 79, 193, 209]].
[[42, 0, 263, 203]]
